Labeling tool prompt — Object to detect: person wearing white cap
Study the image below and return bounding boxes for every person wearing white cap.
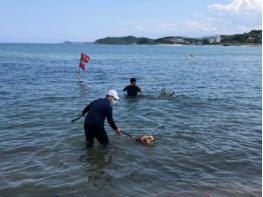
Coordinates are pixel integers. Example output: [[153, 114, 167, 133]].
[[82, 90, 121, 145]]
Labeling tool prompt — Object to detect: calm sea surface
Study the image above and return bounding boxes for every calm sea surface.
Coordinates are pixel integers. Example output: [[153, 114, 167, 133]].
[[0, 44, 261, 197]]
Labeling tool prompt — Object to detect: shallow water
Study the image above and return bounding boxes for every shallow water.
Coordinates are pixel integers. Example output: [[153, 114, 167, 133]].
[[0, 44, 261, 196]]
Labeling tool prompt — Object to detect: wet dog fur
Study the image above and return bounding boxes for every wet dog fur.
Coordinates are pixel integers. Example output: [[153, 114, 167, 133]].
[[160, 88, 175, 97]]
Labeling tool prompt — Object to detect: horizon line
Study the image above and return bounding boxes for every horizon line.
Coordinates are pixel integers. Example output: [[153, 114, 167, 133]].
[[0, 29, 261, 44]]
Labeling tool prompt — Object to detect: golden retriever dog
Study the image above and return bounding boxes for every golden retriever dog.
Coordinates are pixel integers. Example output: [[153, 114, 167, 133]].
[[121, 131, 154, 145], [135, 135, 154, 145]]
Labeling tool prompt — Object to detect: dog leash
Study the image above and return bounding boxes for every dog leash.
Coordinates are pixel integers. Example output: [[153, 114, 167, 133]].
[[120, 131, 133, 137]]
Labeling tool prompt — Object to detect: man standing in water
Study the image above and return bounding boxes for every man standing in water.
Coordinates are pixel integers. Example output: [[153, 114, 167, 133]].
[[82, 90, 121, 145], [123, 77, 142, 97]]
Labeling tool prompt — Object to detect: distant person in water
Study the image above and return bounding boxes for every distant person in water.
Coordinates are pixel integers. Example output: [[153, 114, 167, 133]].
[[82, 90, 121, 145], [123, 78, 142, 97]]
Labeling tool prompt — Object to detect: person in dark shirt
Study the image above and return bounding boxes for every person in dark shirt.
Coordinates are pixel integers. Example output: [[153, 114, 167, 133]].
[[123, 78, 142, 97], [82, 90, 121, 145]]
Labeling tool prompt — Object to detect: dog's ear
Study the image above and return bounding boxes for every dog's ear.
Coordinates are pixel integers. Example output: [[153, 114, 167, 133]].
[[142, 137, 149, 144], [143, 138, 148, 144]]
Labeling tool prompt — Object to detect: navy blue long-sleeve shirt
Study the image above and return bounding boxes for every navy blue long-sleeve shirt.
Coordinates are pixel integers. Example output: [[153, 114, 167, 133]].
[[123, 85, 141, 97], [82, 98, 117, 130]]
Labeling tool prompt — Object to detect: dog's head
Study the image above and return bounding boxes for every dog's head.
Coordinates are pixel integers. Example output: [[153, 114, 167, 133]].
[[140, 135, 154, 144], [160, 88, 166, 96]]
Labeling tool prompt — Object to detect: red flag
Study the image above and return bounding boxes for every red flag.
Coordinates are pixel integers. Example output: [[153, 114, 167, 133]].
[[79, 53, 90, 70]]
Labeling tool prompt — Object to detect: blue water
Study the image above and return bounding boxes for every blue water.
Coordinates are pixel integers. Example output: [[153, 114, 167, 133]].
[[0, 43, 261, 196]]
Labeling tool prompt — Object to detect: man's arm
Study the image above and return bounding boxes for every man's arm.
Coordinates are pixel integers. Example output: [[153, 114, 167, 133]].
[[105, 106, 121, 135], [106, 107, 118, 130], [82, 102, 92, 116], [123, 86, 128, 91], [137, 86, 142, 93]]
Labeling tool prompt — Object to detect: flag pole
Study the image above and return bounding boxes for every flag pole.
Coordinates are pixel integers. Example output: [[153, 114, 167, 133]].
[[76, 66, 80, 81], [77, 56, 81, 82], [78, 66, 81, 81]]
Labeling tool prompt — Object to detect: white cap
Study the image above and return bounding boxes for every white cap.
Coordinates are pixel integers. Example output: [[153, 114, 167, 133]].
[[107, 89, 120, 100]]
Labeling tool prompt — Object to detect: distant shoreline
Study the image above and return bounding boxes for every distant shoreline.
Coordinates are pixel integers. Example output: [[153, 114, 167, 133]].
[[92, 30, 262, 46], [61, 42, 262, 47], [0, 42, 261, 47]]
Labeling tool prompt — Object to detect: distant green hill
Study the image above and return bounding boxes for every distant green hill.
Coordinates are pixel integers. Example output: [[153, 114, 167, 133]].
[[94, 30, 262, 45], [220, 30, 262, 45], [94, 36, 151, 45]]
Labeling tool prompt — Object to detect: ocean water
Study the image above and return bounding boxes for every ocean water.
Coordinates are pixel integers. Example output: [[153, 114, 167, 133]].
[[0, 43, 261, 197]]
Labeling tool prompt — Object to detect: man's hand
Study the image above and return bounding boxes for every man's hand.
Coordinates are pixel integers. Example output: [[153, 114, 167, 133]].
[[116, 128, 121, 135], [140, 86, 144, 93]]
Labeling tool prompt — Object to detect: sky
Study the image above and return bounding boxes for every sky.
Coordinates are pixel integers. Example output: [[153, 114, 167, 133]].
[[0, 0, 262, 43]]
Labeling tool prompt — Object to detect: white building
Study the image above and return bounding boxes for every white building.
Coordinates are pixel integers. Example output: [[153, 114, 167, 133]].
[[215, 35, 221, 43]]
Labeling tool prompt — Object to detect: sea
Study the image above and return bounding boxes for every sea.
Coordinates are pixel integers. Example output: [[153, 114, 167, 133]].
[[0, 43, 261, 197]]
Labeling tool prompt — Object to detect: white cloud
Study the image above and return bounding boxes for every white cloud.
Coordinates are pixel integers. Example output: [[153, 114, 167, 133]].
[[208, 0, 262, 13], [182, 17, 261, 36], [117, 0, 262, 39], [118, 16, 261, 38]]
